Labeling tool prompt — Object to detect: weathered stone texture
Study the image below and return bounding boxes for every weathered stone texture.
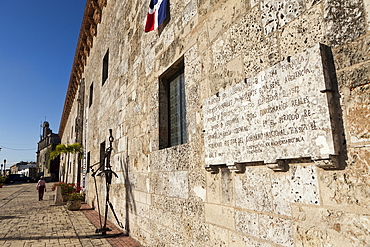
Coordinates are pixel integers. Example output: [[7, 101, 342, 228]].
[[235, 168, 273, 213], [236, 210, 294, 247], [337, 63, 370, 89], [347, 86, 370, 143], [188, 170, 207, 201], [150, 220, 185, 246], [183, 216, 210, 246], [366, 0, 370, 31], [206, 171, 222, 204], [235, 210, 259, 237], [261, 0, 306, 36], [243, 32, 280, 78], [259, 214, 294, 246], [333, 34, 370, 70], [280, 4, 324, 57], [272, 165, 320, 216], [323, 0, 367, 46], [59, 0, 370, 246], [293, 205, 370, 247], [229, 232, 274, 247], [320, 148, 370, 207], [205, 203, 235, 230], [151, 171, 189, 198]]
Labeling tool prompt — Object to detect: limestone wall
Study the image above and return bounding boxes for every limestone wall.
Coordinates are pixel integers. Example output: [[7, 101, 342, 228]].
[[60, 91, 80, 184], [60, 0, 370, 246]]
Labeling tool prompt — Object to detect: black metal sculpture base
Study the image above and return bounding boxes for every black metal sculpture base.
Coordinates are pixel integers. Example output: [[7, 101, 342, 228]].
[[86, 227, 128, 239], [95, 227, 112, 234]]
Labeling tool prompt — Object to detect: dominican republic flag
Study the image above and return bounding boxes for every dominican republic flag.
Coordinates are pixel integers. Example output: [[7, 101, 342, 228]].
[[144, 0, 168, 32]]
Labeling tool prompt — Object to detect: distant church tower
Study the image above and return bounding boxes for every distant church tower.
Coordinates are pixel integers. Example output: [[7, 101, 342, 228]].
[[42, 121, 52, 139]]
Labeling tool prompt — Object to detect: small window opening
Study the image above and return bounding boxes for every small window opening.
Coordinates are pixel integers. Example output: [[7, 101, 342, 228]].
[[102, 50, 109, 85], [89, 83, 93, 107]]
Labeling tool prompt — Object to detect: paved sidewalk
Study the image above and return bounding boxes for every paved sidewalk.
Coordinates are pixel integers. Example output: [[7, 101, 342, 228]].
[[0, 183, 142, 247]]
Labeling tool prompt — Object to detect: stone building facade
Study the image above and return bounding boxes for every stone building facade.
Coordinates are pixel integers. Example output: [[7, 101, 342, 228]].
[[59, 0, 370, 246], [36, 121, 61, 181]]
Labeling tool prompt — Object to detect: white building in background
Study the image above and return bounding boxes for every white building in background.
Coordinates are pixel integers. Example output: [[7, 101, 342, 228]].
[[10, 162, 37, 179]]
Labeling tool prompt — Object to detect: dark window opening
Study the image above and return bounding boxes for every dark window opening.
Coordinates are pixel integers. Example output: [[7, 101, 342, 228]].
[[99, 141, 106, 170], [77, 152, 82, 186], [89, 83, 93, 107], [102, 50, 109, 85], [159, 57, 187, 149], [86, 151, 90, 173]]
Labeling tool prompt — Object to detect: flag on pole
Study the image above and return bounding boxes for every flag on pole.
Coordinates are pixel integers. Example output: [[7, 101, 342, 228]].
[[144, 0, 168, 32]]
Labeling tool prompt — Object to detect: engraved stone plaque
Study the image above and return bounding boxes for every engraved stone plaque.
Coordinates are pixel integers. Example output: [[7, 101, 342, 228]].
[[203, 44, 339, 172]]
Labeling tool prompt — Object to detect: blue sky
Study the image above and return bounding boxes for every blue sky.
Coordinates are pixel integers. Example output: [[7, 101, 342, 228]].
[[0, 1, 86, 168]]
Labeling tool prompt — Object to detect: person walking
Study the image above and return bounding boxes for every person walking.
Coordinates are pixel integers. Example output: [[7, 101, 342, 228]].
[[36, 176, 46, 201]]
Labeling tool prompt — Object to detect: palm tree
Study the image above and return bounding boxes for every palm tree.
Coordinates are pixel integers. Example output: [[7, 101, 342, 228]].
[[49, 143, 82, 161], [48, 143, 82, 182]]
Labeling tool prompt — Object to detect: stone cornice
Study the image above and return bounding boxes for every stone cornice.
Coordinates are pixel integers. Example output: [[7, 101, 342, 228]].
[[59, 0, 107, 138]]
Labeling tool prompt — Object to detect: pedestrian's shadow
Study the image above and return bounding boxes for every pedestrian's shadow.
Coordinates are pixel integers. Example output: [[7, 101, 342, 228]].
[[0, 216, 20, 220]]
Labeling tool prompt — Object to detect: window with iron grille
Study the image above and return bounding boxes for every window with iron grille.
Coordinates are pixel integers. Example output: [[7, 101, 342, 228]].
[[159, 58, 187, 149]]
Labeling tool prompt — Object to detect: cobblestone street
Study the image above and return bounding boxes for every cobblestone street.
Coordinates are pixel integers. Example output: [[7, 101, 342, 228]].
[[0, 183, 141, 247]]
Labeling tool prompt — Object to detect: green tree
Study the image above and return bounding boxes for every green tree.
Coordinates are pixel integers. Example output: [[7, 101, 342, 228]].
[[49, 143, 82, 161]]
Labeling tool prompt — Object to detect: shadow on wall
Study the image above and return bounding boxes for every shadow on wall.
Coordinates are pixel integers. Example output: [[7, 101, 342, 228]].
[[119, 147, 137, 234], [320, 44, 348, 170]]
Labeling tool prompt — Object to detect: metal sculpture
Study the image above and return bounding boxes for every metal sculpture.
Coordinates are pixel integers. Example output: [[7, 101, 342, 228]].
[[89, 129, 125, 237]]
